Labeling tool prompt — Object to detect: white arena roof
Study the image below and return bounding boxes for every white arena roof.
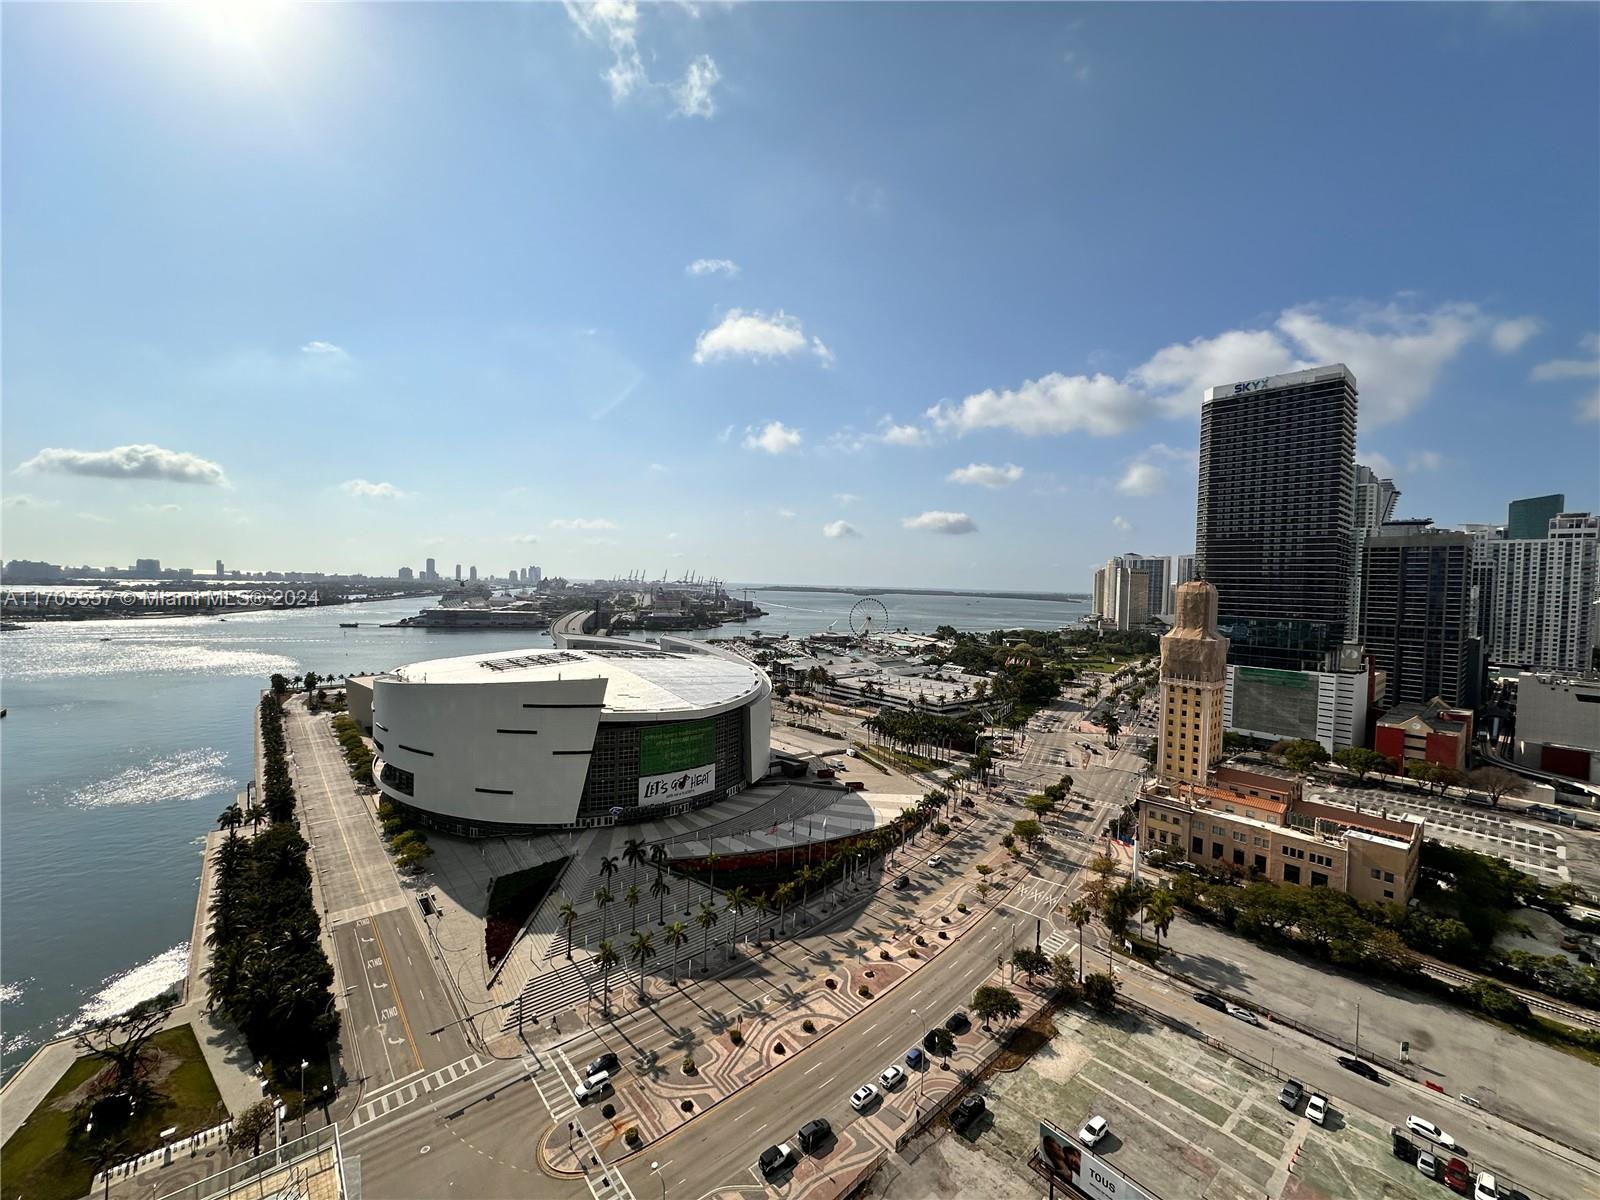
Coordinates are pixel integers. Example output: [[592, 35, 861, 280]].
[[388, 646, 765, 714]]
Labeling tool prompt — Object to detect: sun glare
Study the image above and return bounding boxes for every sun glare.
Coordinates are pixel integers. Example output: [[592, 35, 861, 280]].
[[187, 0, 297, 55]]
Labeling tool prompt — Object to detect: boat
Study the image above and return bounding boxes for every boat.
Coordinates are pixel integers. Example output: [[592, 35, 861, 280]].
[[339, 622, 359, 628]]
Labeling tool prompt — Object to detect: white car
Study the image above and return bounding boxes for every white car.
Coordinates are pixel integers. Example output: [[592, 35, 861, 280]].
[[1474, 1172, 1498, 1200], [928, 855, 944, 867], [1225, 1003, 1260, 1026], [1304, 1094, 1328, 1126], [880, 1065, 906, 1090], [573, 1072, 611, 1104], [1077, 1115, 1109, 1147], [850, 1083, 880, 1110], [1405, 1115, 1456, 1149]]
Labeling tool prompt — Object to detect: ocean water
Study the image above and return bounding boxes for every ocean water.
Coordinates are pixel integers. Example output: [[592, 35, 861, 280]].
[[0, 587, 1083, 1078]]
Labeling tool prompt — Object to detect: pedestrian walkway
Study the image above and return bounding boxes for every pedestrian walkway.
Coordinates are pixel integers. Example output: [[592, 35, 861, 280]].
[[346, 1052, 488, 1130]]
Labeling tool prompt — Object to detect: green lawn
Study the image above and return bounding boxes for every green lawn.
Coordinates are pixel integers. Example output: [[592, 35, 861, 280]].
[[1, 1025, 226, 1200]]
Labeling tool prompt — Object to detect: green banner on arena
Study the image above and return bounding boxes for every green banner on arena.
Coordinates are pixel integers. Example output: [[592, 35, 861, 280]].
[[640, 720, 715, 775]]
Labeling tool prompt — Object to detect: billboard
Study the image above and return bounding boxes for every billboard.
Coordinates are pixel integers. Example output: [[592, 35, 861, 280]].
[[1231, 666, 1319, 742], [639, 720, 717, 806], [1039, 1122, 1153, 1200]]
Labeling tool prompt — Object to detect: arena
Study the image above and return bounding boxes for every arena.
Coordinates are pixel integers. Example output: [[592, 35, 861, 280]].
[[364, 635, 772, 836]]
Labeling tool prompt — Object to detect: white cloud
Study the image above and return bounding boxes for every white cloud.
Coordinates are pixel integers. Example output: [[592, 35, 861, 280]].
[[672, 54, 720, 118], [776, 508, 796, 519], [648, 462, 667, 473], [833, 492, 861, 505], [1, 493, 55, 509], [694, 309, 831, 365], [687, 258, 739, 278], [300, 340, 347, 357], [549, 517, 619, 531], [927, 372, 1148, 437], [1115, 462, 1166, 496], [946, 463, 1023, 488], [1578, 389, 1600, 425], [340, 478, 405, 499], [142, 503, 183, 514], [1406, 449, 1443, 472], [1490, 317, 1542, 354], [1359, 450, 1398, 479], [1531, 357, 1600, 381], [1131, 329, 1302, 415], [20, 443, 229, 486], [743, 421, 803, 455], [878, 421, 926, 448], [1111, 515, 1132, 532], [510, 533, 540, 544], [822, 520, 861, 539], [77, 512, 113, 524], [716, 424, 735, 443], [565, 0, 648, 102], [810, 337, 835, 368], [902, 510, 978, 535]]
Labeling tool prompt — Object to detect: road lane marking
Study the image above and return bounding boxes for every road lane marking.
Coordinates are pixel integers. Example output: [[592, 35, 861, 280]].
[[371, 917, 423, 1074]]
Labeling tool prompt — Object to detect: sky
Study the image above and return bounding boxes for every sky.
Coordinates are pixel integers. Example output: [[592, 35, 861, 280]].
[[3, 2, 1597, 592]]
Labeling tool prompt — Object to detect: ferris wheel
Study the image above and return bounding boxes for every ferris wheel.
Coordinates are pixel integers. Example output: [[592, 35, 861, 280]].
[[849, 596, 889, 639]]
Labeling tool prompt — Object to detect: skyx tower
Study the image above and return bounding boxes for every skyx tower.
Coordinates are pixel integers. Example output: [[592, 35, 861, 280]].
[[1196, 364, 1358, 671]]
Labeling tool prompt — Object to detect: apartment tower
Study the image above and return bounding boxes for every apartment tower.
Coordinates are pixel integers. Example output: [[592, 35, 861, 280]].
[[1157, 580, 1230, 785]]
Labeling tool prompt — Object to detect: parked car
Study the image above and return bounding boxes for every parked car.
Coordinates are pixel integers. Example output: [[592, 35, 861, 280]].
[[905, 1047, 926, 1068], [1473, 1172, 1499, 1200], [1304, 1094, 1328, 1126], [1226, 1003, 1260, 1026], [1077, 1115, 1109, 1147], [585, 1053, 620, 1079], [928, 855, 944, 867], [894, 875, 911, 889], [946, 1011, 971, 1033], [796, 1119, 831, 1153], [1278, 1079, 1304, 1111], [1391, 1128, 1418, 1163], [850, 1083, 880, 1111], [1418, 1151, 1440, 1180], [880, 1065, 906, 1090], [1192, 992, 1228, 1012], [1406, 1115, 1457, 1149], [758, 1144, 794, 1177], [1336, 1055, 1380, 1081], [950, 1095, 985, 1130]]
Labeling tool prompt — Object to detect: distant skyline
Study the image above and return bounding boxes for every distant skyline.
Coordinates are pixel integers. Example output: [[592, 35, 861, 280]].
[[3, 3, 1597, 591]]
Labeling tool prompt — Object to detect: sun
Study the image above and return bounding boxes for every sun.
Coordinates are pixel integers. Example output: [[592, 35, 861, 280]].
[[186, 0, 297, 55]]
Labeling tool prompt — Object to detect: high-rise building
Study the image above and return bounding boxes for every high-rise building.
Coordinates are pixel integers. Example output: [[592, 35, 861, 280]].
[[469, 565, 478, 582], [1360, 521, 1472, 707], [455, 564, 462, 582], [1197, 364, 1358, 671], [215, 559, 225, 579], [1481, 512, 1599, 672], [1093, 557, 1157, 630], [398, 566, 415, 581], [1156, 581, 1229, 785], [1507, 494, 1565, 541], [134, 558, 162, 577], [1166, 554, 1197, 616], [530, 565, 542, 585], [425, 557, 437, 581], [1091, 566, 1107, 619], [1348, 463, 1402, 633]]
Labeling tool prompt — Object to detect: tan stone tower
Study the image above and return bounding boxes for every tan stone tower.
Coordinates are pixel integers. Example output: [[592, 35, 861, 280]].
[[1157, 580, 1230, 784]]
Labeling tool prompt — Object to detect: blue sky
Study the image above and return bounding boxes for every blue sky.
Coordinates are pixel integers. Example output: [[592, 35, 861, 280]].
[[3, 2, 1597, 591]]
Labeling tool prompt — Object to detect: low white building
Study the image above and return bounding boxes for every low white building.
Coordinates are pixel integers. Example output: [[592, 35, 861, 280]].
[[1223, 662, 1370, 752], [1515, 672, 1600, 783], [372, 637, 771, 836]]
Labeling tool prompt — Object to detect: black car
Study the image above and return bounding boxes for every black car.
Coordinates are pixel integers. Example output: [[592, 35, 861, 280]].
[[1278, 1079, 1304, 1111], [758, 1145, 793, 1177], [1192, 992, 1228, 1012], [894, 875, 911, 889], [796, 1118, 831, 1152], [585, 1052, 620, 1078], [945, 1010, 971, 1034], [950, 1095, 986, 1130], [1391, 1128, 1418, 1163], [1336, 1055, 1381, 1081]]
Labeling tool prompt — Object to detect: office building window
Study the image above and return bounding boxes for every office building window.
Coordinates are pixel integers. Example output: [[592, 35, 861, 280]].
[[1233, 848, 1245, 866], [1310, 871, 1329, 888], [1192, 836, 1204, 855], [1211, 842, 1224, 859], [1283, 863, 1301, 885]]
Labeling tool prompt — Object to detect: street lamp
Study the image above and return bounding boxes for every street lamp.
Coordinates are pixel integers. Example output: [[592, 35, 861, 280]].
[[298, 1059, 309, 1133], [650, 1159, 666, 1200]]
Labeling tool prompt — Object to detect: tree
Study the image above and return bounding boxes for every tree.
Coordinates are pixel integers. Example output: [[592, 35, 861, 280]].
[[1024, 795, 1054, 823], [664, 921, 690, 983], [695, 901, 720, 970], [1012, 948, 1050, 981], [773, 881, 796, 932], [1281, 739, 1330, 774], [1082, 972, 1118, 1013], [226, 1098, 275, 1157], [1048, 951, 1081, 1003], [1146, 887, 1176, 950], [971, 984, 1022, 1030], [595, 940, 620, 1012], [302, 671, 319, 696], [270, 673, 290, 696], [217, 803, 244, 843], [594, 887, 614, 940], [625, 883, 642, 933], [628, 931, 656, 1001], [1469, 979, 1530, 1025], [1333, 746, 1391, 782], [623, 837, 648, 885], [1468, 767, 1524, 808], [650, 871, 672, 925], [976, 880, 992, 905], [1012, 818, 1044, 852], [74, 995, 174, 1105], [1068, 900, 1091, 983], [723, 887, 749, 950], [558, 899, 579, 960]]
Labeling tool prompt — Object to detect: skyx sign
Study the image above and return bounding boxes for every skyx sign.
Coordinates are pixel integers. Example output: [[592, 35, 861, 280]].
[[1232, 377, 1272, 395]]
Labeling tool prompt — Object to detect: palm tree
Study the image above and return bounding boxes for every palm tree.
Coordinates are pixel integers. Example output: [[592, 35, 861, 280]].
[[664, 921, 690, 984], [558, 898, 579, 960], [723, 887, 749, 953], [703, 851, 720, 903], [217, 803, 244, 842], [796, 866, 816, 923], [773, 881, 796, 933], [650, 870, 671, 925], [628, 931, 656, 1001], [1068, 900, 1091, 983], [1146, 888, 1176, 951], [751, 892, 771, 940], [594, 886, 613, 940], [649, 842, 669, 875], [625, 883, 642, 933], [595, 940, 619, 1013], [623, 837, 647, 887], [695, 901, 720, 971]]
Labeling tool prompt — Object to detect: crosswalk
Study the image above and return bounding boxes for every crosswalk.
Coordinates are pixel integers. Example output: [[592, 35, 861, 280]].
[[347, 1053, 488, 1129], [524, 1046, 639, 1200], [501, 959, 598, 1032], [528, 1047, 584, 1124]]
